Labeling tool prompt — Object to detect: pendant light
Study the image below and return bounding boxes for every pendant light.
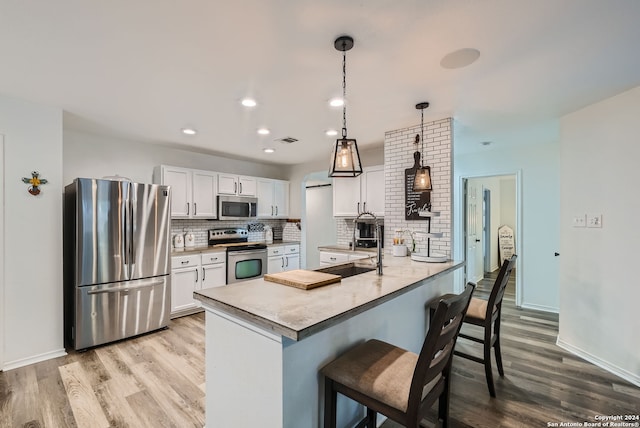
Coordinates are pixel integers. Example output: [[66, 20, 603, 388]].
[[329, 35, 363, 178], [412, 102, 432, 192]]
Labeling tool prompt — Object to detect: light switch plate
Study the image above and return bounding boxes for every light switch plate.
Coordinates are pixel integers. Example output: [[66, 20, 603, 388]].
[[587, 214, 603, 228], [572, 215, 586, 228]]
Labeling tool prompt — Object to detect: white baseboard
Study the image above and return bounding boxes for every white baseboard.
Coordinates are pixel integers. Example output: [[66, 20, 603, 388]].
[[520, 302, 559, 313], [3, 348, 67, 371], [556, 338, 640, 388]]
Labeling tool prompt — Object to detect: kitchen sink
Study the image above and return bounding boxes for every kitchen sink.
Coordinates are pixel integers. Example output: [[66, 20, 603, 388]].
[[315, 262, 377, 278]]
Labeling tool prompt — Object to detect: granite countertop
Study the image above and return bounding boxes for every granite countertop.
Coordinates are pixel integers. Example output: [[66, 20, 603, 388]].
[[194, 257, 463, 341]]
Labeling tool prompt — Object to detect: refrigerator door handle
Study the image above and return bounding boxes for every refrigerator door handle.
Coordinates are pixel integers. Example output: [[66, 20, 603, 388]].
[[87, 280, 164, 295], [129, 196, 135, 272], [124, 193, 131, 267]]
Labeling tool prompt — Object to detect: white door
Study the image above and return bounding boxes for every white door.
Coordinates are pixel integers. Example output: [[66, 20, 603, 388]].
[[361, 166, 385, 216], [164, 166, 191, 218], [273, 180, 289, 218], [192, 170, 217, 218], [465, 180, 484, 283], [238, 176, 256, 196], [256, 179, 274, 217], [332, 176, 361, 216], [268, 256, 285, 274], [218, 174, 238, 195], [284, 254, 299, 271], [202, 263, 226, 288], [171, 267, 199, 314]]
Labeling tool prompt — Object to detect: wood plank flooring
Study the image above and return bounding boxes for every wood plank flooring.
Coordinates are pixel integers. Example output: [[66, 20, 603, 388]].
[[0, 313, 205, 428], [1, 272, 639, 427], [382, 270, 640, 427]]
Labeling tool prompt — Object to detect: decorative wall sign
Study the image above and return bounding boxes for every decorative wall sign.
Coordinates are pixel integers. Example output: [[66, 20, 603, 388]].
[[404, 151, 431, 220], [22, 170, 48, 196], [498, 225, 515, 264]]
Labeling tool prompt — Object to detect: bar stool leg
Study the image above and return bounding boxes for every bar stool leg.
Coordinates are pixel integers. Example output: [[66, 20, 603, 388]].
[[324, 377, 337, 428], [494, 318, 505, 376], [484, 323, 496, 397], [366, 408, 377, 427]]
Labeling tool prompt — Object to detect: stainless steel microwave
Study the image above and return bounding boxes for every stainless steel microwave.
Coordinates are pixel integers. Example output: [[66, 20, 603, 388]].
[[217, 196, 258, 220]]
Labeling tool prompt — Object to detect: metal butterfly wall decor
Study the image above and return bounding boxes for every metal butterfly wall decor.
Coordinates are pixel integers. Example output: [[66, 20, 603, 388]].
[[22, 171, 48, 195]]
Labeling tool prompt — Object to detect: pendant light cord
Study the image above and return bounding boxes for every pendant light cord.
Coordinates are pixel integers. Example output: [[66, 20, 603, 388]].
[[420, 107, 425, 167], [342, 46, 347, 139]]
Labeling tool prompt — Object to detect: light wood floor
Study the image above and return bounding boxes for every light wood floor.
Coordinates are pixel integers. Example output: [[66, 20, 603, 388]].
[[1, 273, 639, 428], [0, 313, 206, 428]]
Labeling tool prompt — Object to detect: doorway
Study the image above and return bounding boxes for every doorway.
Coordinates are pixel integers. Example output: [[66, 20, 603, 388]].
[[464, 173, 520, 305], [302, 172, 336, 270]]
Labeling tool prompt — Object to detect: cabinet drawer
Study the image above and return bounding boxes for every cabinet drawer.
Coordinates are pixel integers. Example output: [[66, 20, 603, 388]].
[[285, 245, 299, 254], [319, 252, 349, 264], [268, 246, 285, 257], [201, 252, 225, 265], [171, 254, 200, 269]]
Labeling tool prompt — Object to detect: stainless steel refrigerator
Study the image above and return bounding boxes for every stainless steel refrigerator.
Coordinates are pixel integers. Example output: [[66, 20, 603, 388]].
[[64, 178, 171, 350]]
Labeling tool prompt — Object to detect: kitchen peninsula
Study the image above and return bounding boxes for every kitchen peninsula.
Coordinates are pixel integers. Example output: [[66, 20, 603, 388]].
[[194, 257, 464, 428]]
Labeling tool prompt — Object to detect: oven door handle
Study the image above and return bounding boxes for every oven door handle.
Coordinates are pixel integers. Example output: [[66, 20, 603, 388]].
[[228, 250, 267, 256]]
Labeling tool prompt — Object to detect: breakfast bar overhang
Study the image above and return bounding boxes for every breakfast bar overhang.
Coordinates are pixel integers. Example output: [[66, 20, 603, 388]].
[[194, 258, 464, 428]]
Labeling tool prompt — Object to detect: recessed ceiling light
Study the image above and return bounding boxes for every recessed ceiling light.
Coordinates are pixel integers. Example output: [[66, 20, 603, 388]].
[[440, 48, 480, 69], [181, 128, 197, 135], [257, 128, 270, 135], [263, 148, 275, 153], [241, 98, 257, 107], [326, 129, 338, 136], [329, 98, 344, 107]]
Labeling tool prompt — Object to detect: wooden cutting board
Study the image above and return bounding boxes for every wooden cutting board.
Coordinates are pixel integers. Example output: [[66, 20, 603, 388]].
[[264, 269, 342, 290]]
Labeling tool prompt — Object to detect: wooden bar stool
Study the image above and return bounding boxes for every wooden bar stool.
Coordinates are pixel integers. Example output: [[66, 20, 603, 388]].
[[321, 284, 475, 428], [430, 255, 516, 397]]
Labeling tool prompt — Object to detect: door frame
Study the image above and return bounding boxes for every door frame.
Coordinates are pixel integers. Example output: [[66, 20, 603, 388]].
[[1, 135, 5, 370], [457, 170, 523, 307]]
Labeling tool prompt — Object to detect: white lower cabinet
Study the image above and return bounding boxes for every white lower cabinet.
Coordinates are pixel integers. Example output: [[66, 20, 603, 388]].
[[201, 252, 226, 289], [171, 252, 226, 318], [319, 250, 370, 266], [267, 244, 300, 273]]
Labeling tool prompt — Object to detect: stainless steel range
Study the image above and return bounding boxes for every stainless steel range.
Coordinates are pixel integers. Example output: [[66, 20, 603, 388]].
[[209, 228, 267, 284]]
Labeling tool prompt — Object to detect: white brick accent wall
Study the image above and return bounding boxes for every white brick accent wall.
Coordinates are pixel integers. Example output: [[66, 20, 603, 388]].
[[384, 118, 452, 257]]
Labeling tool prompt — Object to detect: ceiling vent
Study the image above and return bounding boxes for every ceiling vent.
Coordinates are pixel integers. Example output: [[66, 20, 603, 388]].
[[277, 137, 298, 144]]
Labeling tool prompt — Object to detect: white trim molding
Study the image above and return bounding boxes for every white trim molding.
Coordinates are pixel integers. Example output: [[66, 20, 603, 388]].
[[3, 348, 67, 372], [557, 338, 640, 388]]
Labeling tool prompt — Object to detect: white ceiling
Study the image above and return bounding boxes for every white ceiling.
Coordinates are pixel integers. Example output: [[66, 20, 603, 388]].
[[2, 1, 640, 165]]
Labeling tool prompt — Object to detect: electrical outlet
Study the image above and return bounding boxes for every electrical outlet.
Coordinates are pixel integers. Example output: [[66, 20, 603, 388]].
[[572, 215, 586, 228], [587, 214, 602, 228]]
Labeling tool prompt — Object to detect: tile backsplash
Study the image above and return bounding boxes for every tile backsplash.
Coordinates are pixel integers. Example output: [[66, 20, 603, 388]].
[[171, 219, 301, 247]]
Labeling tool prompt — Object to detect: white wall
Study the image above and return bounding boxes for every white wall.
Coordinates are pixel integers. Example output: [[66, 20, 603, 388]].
[[454, 139, 560, 312], [63, 129, 288, 185], [558, 85, 640, 386], [1, 94, 65, 369]]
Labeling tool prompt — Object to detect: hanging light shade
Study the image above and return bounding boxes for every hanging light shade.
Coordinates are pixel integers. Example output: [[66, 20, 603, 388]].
[[413, 102, 433, 192], [329, 35, 363, 178]]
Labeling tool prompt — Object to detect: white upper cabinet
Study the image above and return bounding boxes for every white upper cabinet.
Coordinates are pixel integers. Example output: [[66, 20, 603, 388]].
[[218, 174, 256, 197], [160, 166, 191, 218], [192, 170, 217, 218], [257, 178, 289, 218], [154, 165, 217, 219], [333, 165, 384, 217]]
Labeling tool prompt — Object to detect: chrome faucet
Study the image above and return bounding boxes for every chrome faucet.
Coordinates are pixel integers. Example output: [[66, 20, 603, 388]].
[[353, 211, 383, 275]]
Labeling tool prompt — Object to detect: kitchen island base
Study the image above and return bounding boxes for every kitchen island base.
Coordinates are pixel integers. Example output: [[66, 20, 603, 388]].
[[202, 265, 461, 428]]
